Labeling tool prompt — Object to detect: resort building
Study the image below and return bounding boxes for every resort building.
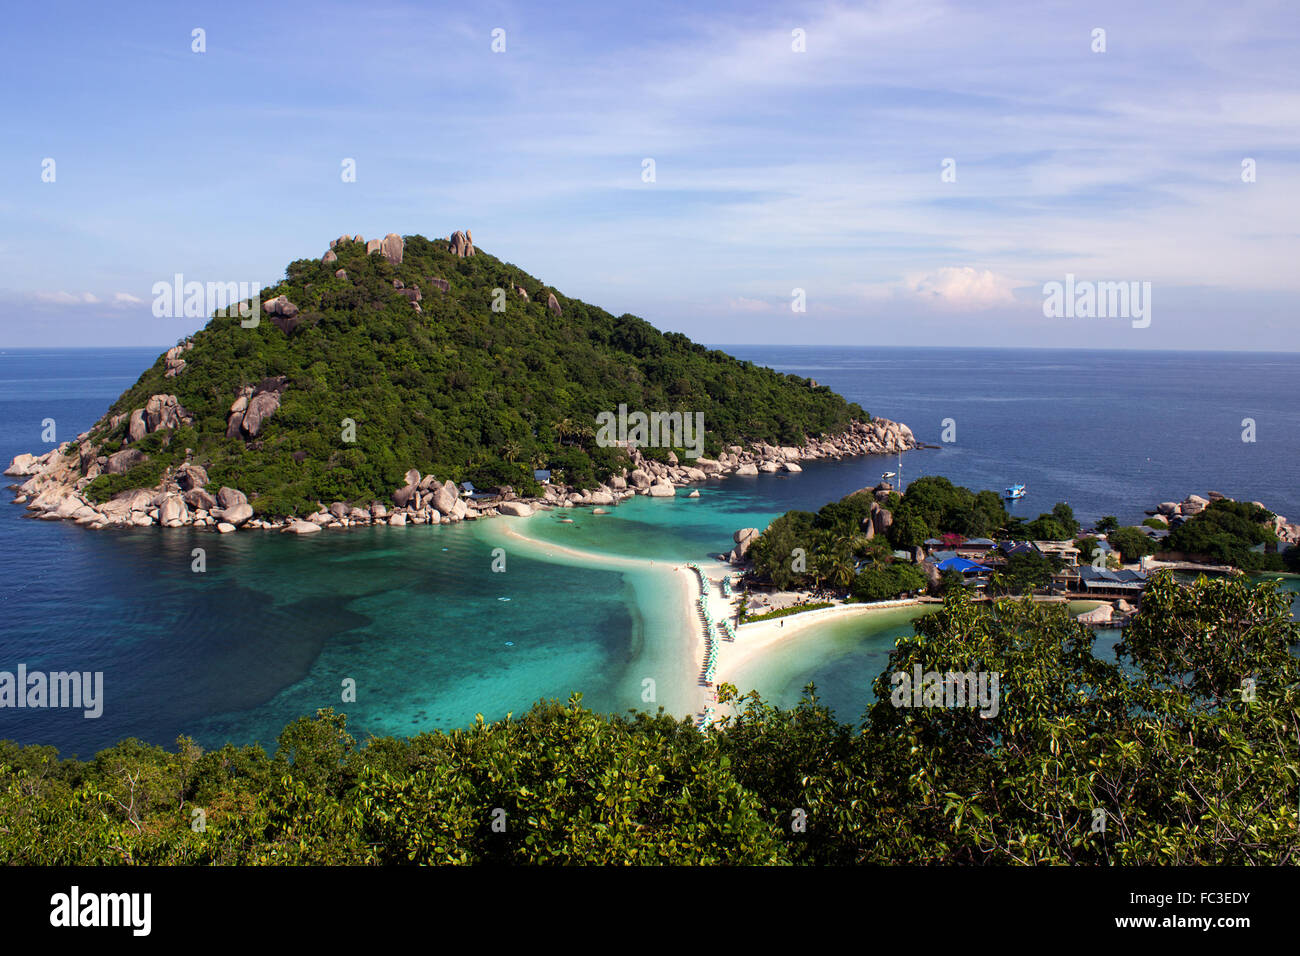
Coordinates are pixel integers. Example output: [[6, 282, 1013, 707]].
[[955, 538, 998, 560], [1034, 541, 1081, 566], [1066, 566, 1149, 597]]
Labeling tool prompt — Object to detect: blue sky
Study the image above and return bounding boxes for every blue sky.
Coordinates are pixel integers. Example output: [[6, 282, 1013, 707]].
[[1, 0, 1297, 349]]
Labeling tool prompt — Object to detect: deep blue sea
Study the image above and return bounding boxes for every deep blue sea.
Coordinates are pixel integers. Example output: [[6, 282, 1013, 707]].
[[1, 347, 1296, 756]]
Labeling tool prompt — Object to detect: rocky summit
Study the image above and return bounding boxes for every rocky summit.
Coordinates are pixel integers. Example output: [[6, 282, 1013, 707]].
[[6, 229, 917, 533]]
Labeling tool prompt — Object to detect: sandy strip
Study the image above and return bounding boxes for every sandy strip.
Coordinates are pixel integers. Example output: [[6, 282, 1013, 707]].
[[716, 599, 928, 689], [678, 562, 741, 723], [483, 518, 726, 717], [482, 517, 928, 724]]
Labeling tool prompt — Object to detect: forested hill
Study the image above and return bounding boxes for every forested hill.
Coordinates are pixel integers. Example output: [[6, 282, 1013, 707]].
[[80, 231, 868, 516]]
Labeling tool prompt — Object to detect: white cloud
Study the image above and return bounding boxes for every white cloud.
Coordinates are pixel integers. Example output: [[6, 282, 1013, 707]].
[[33, 291, 99, 305], [113, 292, 144, 305], [727, 296, 775, 312], [901, 267, 1028, 310]]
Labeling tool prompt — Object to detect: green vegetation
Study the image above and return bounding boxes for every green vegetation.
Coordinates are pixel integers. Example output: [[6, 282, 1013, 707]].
[[3, 573, 1294, 864], [988, 550, 1059, 596], [1166, 500, 1286, 571], [1011, 502, 1081, 542], [82, 234, 865, 516], [744, 491, 904, 598], [882, 475, 1078, 549], [883, 476, 1009, 547], [740, 601, 834, 624], [849, 562, 927, 602], [747, 478, 1088, 602], [1108, 526, 1156, 562]]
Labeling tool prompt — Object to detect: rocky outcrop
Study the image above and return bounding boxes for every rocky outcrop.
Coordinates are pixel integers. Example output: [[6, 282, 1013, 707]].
[[1145, 491, 1300, 545], [428, 277, 450, 293], [647, 480, 676, 497], [3, 453, 40, 476], [380, 233, 404, 265], [449, 230, 475, 257], [127, 408, 147, 443], [158, 494, 189, 527], [163, 340, 193, 378], [262, 295, 303, 334], [546, 292, 562, 316], [221, 502, 254, 526], [322, 250, 338, 264], [243, 392, 280, 438], [262, 295, 299, 320], [733, 528, 760, 557], [176, 463, 208, 491], [134, 394, 189, 434], [432, 482, 458, 514], [225, 379, 288, 440], [498, 501, 533, 517], [105, 447, 147, 474]]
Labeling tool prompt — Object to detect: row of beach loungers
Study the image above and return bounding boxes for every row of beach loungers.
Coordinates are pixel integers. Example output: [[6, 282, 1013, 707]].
[[689, 563, 718, 729], [690, 565, 742, 729]]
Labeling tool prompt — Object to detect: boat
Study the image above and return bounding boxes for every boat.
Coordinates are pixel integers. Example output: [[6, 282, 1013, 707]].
[[1004, 483, 1027, 500]]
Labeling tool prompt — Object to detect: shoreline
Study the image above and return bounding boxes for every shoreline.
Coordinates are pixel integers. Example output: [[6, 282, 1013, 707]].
[[718, 599, 930, 692], [482, 517, 724, 720], [6, 417, 919, 534]]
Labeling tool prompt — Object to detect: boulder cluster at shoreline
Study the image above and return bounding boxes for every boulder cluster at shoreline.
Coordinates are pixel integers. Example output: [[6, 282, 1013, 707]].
[[5, 418, 917, 534], [1146, 490, 1300, 545]]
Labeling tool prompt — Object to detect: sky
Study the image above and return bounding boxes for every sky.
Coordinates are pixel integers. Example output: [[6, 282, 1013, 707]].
[[1, 0, 1298, 349]]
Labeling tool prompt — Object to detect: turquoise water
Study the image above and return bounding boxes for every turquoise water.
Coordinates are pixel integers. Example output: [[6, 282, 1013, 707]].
[[728, 606, 932, 723], [2, 348, 1297, 755]]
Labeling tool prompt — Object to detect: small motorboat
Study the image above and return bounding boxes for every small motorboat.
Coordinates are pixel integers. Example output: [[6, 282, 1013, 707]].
[[1004, 483, 1027, 500]]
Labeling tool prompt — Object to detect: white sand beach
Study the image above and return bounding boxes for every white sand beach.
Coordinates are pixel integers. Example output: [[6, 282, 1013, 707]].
[[482, 517, 724, 718], [719, 600, 925, 687], [481, 515, 941, 726]]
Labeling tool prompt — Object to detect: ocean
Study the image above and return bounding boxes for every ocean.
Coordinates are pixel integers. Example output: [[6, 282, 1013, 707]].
[[1, 346, 1296, 756]]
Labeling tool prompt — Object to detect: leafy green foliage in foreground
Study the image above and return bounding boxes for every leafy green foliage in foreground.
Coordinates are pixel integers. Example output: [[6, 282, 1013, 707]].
[[1, 573, 1296, 865], [81, 234, 864, 516]]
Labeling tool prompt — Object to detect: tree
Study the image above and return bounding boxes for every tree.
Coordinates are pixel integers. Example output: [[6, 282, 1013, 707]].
[[1107, 527, 1154, 563]]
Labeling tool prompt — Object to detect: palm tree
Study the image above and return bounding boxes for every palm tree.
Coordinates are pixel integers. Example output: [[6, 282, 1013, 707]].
[[825, 543, 857, 592]]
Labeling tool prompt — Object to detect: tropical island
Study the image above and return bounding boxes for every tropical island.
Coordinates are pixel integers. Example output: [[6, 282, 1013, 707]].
[[5, 229, 916, 532]]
